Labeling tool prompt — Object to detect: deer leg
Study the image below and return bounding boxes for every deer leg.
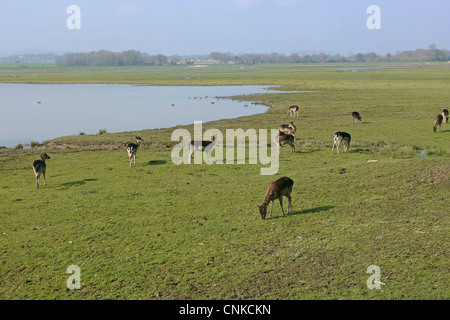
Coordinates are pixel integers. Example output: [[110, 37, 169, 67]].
[[268, 201, 273, 217], [36, 173, 40, 189], [287, 195, 292, 213], [42, 172, 46, 185], [279, 198, 285, 216]]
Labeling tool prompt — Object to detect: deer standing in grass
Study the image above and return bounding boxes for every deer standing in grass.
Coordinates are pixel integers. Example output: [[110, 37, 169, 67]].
[[433, 115, 443, 133], [286, 105, 299, 117], [126, 136, 143, 167], [352, 111, 361, 123], [278, 121, 297, 136], [256, 176, 294, 220], [274, 131, 295, 154], [332, 132, 351, 154], [188, 134, 217, 164], [442, 109, 449, 124], [32, 151, 50, 189]]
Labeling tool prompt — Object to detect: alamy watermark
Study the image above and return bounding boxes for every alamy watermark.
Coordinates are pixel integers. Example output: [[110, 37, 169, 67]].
[[65, 5, 379, 31], [66, 5, 81, 30], [366, 265, 384, 289], [366, 5, 381, 30], [66, 265, 81, 290], [171, 121, 281, 175]]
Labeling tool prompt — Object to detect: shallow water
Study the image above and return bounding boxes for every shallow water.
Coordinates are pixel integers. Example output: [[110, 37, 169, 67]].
[[0, 84, 279, 147]]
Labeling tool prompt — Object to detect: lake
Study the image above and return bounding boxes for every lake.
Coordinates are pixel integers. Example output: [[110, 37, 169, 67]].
[[0, 84, 279, 148]]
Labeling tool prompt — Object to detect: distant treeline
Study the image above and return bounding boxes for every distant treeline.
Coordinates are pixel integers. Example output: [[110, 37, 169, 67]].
[[56, 50, 169, 66], [6, 45, 449, 66], [229, 45, 450, 64]]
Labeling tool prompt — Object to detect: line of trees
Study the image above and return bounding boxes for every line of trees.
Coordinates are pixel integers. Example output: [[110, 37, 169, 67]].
[[209, 45, 450, 64], [55, 45, 450, 67], [56, 50, 169, 66]]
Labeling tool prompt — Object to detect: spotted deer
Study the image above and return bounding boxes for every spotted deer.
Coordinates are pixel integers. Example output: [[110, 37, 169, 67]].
[[32, 151, 50, 189], [332, 132, 351, 154], [285, 105, 299, 117], [433, 114, 443, 133], [442, 109, 449, 124], [256, 176, 294, 220], [188, 134, 217, 164], [274, 131, 295, 154], [126, 136, 143, 167], [278, 121, 297, 136], [352, 111, 361, 123]]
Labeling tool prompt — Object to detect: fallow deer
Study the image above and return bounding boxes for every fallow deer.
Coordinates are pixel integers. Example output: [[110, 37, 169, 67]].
[[442, 109, 449, 124], [188, 134, 217, 164], [285, 105, 299, 117], [278, 121, 297, 136], [126, 136, 143, 167], [352, 111, 361, 123], [433, 114, 443, 133], [32, 151, 50, 189], [332, 132, 351, 154], [274, 131, 295, 154], [256, 176, 294, 220]]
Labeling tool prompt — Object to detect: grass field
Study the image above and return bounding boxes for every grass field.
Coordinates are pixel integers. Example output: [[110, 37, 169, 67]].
[[0, 63, 449, 300]]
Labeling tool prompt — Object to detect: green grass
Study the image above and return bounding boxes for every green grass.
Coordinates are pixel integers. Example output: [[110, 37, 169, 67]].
[[0, 65, 449, 300]]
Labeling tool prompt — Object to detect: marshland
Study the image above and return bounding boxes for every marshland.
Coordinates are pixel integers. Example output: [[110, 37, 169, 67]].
[[0, 63, 448, 299]]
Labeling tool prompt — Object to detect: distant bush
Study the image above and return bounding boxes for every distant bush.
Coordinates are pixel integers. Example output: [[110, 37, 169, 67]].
[[79, 131, 86, 135], [98, 128, 107, 135], [15, 143, 23, 149], [30, 140, 42, 148]]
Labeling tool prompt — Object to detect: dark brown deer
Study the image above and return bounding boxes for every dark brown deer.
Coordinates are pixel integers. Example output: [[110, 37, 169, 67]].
[[126, 136, 143, 167], [256, 176, 294, 220], [433, 114, 443, 133], [352, 111, 361, 123], [32, 151, 50, 189], [285, 105, 299, 117], [274, 131, 295, 153], [332, 132, 351, 154]]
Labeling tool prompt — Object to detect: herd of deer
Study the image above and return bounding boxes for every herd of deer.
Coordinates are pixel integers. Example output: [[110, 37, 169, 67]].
[[32, 104, 449, 221]]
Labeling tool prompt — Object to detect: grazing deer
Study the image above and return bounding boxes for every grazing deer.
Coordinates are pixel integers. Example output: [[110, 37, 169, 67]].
[[433, 114, 443, 133], [285, 105, 299, 117], [332, 132, 351, 154], [188, 134, 217, 164], [442, 109, 449, 124], [32, 151, 50, 189], [126, 136, 143, 167], [274, 131, 295, 153], [352, 111, 361, 123], [278, 121, 297, 136], [256, 176, 294, 220]]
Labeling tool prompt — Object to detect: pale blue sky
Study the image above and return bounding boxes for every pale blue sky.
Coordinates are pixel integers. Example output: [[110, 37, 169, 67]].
[[0, 0, 449, 56]]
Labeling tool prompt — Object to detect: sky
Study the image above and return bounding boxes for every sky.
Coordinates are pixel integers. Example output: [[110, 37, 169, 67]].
[[0, 0, 449, 57]]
